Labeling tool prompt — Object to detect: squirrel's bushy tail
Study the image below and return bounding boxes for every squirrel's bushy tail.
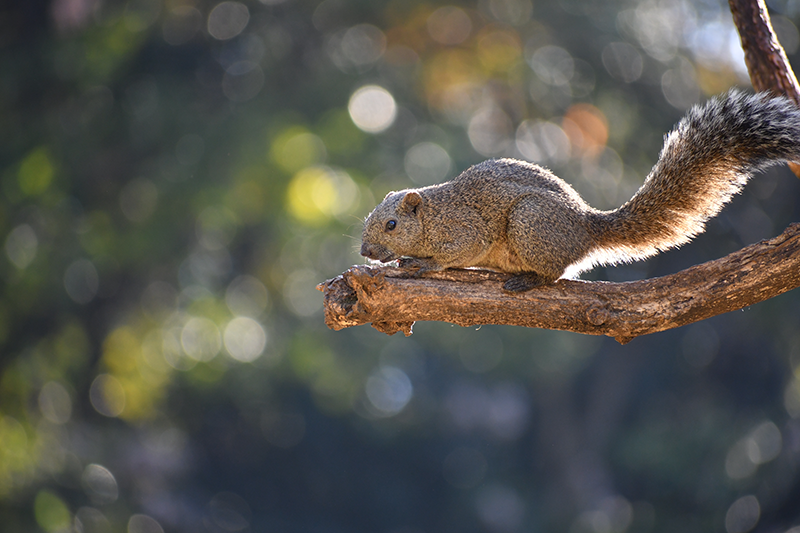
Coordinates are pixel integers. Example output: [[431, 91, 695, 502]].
[[594, 90, 800, 265]]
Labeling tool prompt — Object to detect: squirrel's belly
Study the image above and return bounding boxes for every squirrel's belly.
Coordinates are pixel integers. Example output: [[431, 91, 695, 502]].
[[471, 241, 527, 273]]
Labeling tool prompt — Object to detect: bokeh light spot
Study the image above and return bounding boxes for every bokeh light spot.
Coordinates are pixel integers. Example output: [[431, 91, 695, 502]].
[[477, 30, 521, 72], [784, 377, 800, 418], [348, 85, 397, 133], [527, 45, 574, 86], [516, 120, 571, 164], [726, 439, 757, 480], [100, 326, 171, 421], [468, 106, 512, 156], [34, 490, 71, 532], [365, 366, 413, 416], [225, 275, 270, 317], [746, 421, 782, 464], [75, 508, 111, 533], [181, 317, 222, 362], [82, 464, 119, 505], [270, 128, 327, 174], [141, 329, 174, 374], [207, 2, 249, 41], [222, 61, 264, 102], [89, 374, 126, 417], [286, 166, 359, 224], [224, 316, 267, 362], [18, 147, 55, 196], [5, 224, 38, 269], [427, 6, 472, 45], [562, 103, 608, 157], [282, 269, 323, 317], [39, 381, 72, 424], [661, 59, 700, 109], [602, 42, 643, 83], [64, 259, 100, 304], [340, 24, 386, 66], [725, 495, 760, 533], [726, 420, 782, 480], [0, 416, 28, 458], [424, 49, 480, 113], [570, 496, 633, 533], [162, 327, 198, 371], [488, 0, 532, 25], [404, 142, 452, 185], [128, 513, 165, 533]]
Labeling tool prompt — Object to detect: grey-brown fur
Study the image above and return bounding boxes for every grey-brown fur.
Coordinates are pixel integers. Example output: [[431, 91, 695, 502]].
[[360, 91, 800, 291]]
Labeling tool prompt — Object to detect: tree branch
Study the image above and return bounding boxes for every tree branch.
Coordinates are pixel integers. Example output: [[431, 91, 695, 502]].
[[318, 0, 800, 341], [318, 224, 800, 343]]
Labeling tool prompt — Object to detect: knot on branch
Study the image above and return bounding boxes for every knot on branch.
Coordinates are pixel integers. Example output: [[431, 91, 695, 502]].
[[317, 265, 415, 335], [587, 306, 609, 326]]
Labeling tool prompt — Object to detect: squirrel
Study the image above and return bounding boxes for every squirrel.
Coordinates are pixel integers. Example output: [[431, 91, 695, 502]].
[[360, 91, 800, 292]]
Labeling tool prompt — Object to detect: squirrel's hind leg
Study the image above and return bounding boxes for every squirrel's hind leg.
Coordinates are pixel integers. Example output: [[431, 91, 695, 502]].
[[503, 273, 548, 292], [504, 193, 592, 289]]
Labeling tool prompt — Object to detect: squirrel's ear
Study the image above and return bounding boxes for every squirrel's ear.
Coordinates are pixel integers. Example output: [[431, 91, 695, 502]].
[[399, 191, 422, 215]]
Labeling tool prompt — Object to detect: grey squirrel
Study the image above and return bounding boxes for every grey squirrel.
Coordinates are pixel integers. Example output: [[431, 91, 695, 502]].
[[360, 91, 800, 292]]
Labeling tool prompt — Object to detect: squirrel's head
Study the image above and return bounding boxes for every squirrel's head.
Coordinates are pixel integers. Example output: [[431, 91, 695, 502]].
[[360, 190, 425, 263]]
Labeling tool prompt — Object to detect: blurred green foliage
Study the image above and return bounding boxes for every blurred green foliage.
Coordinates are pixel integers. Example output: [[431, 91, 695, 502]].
[[2, 0, 800, 532]]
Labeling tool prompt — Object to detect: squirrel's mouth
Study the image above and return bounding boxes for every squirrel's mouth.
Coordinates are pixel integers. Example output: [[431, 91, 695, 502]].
[[360, 243, 397, 263]]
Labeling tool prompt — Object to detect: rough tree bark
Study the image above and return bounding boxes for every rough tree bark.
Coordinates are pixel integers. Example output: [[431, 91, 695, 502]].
[[318, 0, 800, 342], [729, 0, 800, 102], [728, 0, 800, 177]]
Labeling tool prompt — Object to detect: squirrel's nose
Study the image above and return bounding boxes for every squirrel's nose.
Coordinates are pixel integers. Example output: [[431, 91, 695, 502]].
[[360, 243, 374, 259]]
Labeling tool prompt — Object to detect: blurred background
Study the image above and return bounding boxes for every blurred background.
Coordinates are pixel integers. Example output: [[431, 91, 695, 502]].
[[3, 0, 800, 531]]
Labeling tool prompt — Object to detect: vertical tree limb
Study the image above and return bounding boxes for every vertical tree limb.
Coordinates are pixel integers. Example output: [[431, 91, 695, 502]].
[[729, 0, 800, 176]]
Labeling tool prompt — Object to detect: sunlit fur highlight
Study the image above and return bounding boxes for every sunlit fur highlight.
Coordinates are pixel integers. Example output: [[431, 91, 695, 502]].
[[574, 91, 800, 275]]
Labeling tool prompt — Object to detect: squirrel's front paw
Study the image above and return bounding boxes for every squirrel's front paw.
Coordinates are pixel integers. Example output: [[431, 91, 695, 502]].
[[398, 257, 441, 276], [503, 273, 549, 292], [398, 257, 421, 269]]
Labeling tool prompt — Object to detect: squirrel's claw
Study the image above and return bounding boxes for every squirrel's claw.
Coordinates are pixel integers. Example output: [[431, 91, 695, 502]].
[[397, 257, 420, 269]]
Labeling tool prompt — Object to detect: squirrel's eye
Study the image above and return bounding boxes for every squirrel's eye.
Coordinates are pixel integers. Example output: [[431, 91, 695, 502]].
[[385, 220, 396, 231]]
